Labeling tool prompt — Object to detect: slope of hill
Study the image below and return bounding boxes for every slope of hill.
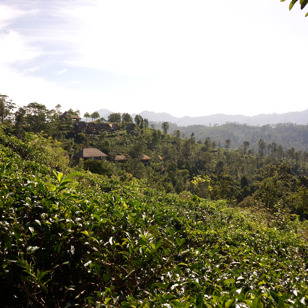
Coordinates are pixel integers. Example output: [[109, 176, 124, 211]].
[[169, 122, 308, 151], [0, 129, 307, 307]]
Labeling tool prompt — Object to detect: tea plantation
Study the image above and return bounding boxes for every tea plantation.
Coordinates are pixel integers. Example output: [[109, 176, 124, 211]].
[[0, 132, 307, 307]]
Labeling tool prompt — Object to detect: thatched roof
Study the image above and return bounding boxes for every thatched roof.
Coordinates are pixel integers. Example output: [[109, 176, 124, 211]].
[[71, 114, 81, 120], [140, 155, 151, 161], [60, 111, 81, 120], [75, 148, 107, 159], [126, 123, 136, 129], [114, 155, 126, 161]]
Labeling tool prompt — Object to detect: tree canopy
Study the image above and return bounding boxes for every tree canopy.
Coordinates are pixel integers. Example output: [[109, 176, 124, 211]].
[[0, 94, 16, 123], [282, 0, 308, 16], [108, 112, 121, 123], [90, 111, 100, 121], [162, 121, 169, 134], [122, 112, 133, 123]]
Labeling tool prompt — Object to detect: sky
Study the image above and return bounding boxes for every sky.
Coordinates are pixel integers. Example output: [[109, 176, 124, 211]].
[[0, 0, 307, 118]]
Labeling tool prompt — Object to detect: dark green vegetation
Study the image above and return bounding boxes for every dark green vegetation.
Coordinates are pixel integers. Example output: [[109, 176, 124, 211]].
[[5, 99, 308, 219], [0, 97, 308, 306]]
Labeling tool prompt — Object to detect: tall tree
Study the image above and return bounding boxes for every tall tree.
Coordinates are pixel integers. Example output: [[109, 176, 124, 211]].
[[258, 139, 266, 158], [134, 115, 143, 128], [242, 141, 250, 155], [84, 112, 91, 123], [143, 118, 149, 128], [13, 107, 26, 138], [108, 113, 121, 123], [55, 104, 62, 115], [20, 102, 57, 133], [162, 122, 169, 134], [91, 111, 100, 122], [204, 137, 212, 151], [122, 113, 133, 123], [0, 94, 16, 123]]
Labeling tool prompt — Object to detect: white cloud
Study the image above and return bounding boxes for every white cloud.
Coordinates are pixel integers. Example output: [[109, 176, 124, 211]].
[[0, 0, 307, 117], [56, 68, 68, 75], [0, 4, 26, 28], [0, 30, 40, 65]]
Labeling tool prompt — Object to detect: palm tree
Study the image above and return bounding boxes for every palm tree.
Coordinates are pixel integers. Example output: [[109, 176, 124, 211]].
[[91, 111, 100, 122], [84, 112, 90, 123]]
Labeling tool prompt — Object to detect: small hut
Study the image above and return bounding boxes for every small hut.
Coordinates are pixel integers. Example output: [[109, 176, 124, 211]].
[[75, 121, 87, 132], [114, 155, 127, 162], [140, 155, 151, 165], [60, 111, 81, 122], [96, 123, 112, 132], [74, 148, 107, 163], [110, 123, 120, 132]]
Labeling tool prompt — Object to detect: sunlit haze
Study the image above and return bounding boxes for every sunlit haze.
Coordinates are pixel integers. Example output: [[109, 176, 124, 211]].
[[0, 0, 307, 117]]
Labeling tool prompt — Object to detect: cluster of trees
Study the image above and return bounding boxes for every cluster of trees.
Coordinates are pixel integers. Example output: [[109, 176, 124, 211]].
[[1, 94, 308, 219], [82, 111, 150, 128]]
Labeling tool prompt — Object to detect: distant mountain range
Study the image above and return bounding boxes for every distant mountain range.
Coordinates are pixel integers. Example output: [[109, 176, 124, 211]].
[[97, 109, 308, 126]]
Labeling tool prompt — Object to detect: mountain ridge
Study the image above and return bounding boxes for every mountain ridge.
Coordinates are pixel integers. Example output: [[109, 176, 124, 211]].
[[96, 108, 308, 126]]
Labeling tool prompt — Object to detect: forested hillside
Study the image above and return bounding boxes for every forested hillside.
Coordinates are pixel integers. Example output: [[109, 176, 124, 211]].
[[153, 122, 308, 152], [0, 96, 308, 306]]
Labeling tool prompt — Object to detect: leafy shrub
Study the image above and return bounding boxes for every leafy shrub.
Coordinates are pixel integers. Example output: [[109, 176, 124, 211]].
[[0, 130, 307, 307]]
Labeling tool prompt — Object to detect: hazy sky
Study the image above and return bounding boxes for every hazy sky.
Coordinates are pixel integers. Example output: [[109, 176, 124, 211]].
[[0, 0, 307, 117]]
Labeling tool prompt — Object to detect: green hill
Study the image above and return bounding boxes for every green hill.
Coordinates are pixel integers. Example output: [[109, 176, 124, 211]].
[[0, 125, 307, 306]]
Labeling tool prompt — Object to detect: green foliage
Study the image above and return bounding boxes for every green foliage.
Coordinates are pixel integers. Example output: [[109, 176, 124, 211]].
[[83, 112, 90, 119], [122, 113, 133, 124], [134, 114, 144, 128], [15, 102, 58, 134], [0, 130, 307, 306], [90, 111, 100, 121], [162, 121, 170, 134], [83, 159, 121, 177], [0, 128, 69, 172], [281, 0, 308, 16], [0, 94, 16, 124], [71, 119, 308, 218], [108, 112, 122, 123]]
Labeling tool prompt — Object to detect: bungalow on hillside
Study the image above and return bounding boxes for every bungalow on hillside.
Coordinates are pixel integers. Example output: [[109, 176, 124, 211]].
[[74, 148, 108, 163], [126, 123, 136, 133], [114, 154, 126, 162], [86, 122, 97, 134], [75, 121, 87, 132], [96, 123, 112, 132], [140, 154, 151, 165], [110, 123, 120, 132], [60, 111, 81, 122]]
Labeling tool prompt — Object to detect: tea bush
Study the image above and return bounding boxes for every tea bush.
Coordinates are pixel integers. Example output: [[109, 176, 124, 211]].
[[0, 131, 307, 307]]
